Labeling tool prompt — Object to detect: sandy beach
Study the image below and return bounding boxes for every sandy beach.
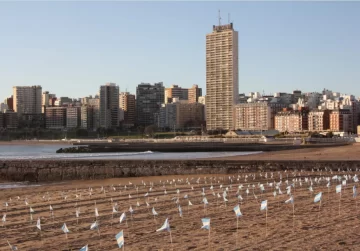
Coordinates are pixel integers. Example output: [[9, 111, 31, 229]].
[[1, 171, 360, 250], [208, 143, 360, 161]]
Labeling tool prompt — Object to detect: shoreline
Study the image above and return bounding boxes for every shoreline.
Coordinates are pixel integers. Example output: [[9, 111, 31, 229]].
[[0, 140, 72, 145]]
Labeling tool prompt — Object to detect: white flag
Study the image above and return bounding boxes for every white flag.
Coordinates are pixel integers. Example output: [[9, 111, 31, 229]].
[[120, 212, 126, 223], [36, 218, 41, 230]]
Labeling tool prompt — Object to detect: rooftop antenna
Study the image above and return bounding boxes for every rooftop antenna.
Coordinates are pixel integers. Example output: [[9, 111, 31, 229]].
[[218, 9, 221, 26], [228, 13, 231, 24]]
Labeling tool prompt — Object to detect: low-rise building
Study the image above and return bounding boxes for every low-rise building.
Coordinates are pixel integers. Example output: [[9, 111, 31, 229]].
[[275, 109, 308, 133], [159, 99, 205, 130], [234, 102, 271, 131]]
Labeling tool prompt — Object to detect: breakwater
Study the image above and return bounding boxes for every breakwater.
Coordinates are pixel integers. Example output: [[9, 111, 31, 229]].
[[1, 159, 360, 182], [61, 142, 348, 153]]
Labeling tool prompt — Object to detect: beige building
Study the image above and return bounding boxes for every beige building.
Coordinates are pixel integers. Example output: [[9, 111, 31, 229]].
[[119, 92, 136, 128], [164, 85, 188, 104], [308, 109, 330, 131], [188, 85, 202, 103], [206, 23, 239, 131], [234, 103, 271, 131], [13, 85, 42, 116], [275, 110, 308, 133], [159, 99, 204, 130], [329, 109, 352, 132]]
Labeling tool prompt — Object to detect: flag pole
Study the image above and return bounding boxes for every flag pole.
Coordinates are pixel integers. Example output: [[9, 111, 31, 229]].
[[236, 216, 239, 248], [339, 191, 341, 216], [265, 207, 268, 238], [292, 201, 295, 232], [208, 226, 211, 251], [169, 228, 173, 251]]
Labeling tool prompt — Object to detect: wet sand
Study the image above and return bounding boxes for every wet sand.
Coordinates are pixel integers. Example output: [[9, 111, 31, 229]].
[[1, 171, 360, 250]]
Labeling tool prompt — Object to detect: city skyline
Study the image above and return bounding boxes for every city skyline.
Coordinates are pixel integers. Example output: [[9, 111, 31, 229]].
[[1, 1, 360, 100]]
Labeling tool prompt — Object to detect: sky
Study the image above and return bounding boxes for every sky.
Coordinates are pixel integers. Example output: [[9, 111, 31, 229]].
[[1, 1, 360, 101]]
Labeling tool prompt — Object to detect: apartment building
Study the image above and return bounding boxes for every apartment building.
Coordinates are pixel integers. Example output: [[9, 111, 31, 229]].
[[158, 99, 205, 130], [188, 85, 202, 103], [136, 82, 164, 126], [308, 109, 330, 131], [13, 86, 42, 116], [329, 109, 352, 132], [66, 107, 81, 128], [275, 109, 309, 132], [234, 103, 271, 131], [45, 107, 66, 129], [164, 85, 188, 104], [99, 83, 119, 129], [206, 23, 239, 131], [119, 92, 136, 128]]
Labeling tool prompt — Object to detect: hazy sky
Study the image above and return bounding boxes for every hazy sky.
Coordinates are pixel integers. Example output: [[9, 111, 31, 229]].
[[1, 1, 359, 101]]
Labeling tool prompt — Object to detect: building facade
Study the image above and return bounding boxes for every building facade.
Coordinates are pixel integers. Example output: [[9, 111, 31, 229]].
[[66, 107, 81, 128], [206, 23, 239, 131], [275, 110, 309, 133], [45, 107, 66, 129], [4, 110, 18, 129], [13, 86, 42, 116], [136, 82, 164, 126], [88, 98, 100, 129], [119, 92, 136, 128], [164, 85, 188, 104], [329, 109, 352, 132], [81, 105, 94, 131], [99, 83, 119, 129], [308, 109, 330, 131], [159, 99, 205, 130], [234, 103, 271, 131], [188, 84, 202, 103]]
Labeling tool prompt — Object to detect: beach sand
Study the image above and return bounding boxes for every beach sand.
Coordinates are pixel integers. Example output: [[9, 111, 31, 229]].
[[208, 143, 360, 161], [1, 171, 360, 250]]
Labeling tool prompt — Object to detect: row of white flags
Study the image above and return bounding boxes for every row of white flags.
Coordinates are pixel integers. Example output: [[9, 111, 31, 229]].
[[3, 180, 359, 250], [3, 172, 358, 212]]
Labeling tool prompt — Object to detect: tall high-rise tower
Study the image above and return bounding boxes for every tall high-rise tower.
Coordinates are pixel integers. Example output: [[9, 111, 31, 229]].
[[206, 22, 239, 131], [99, 83, 119, 129]]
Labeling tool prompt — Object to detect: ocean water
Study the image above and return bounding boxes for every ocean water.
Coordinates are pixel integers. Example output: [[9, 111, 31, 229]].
[[0, 144, 261, 160]]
